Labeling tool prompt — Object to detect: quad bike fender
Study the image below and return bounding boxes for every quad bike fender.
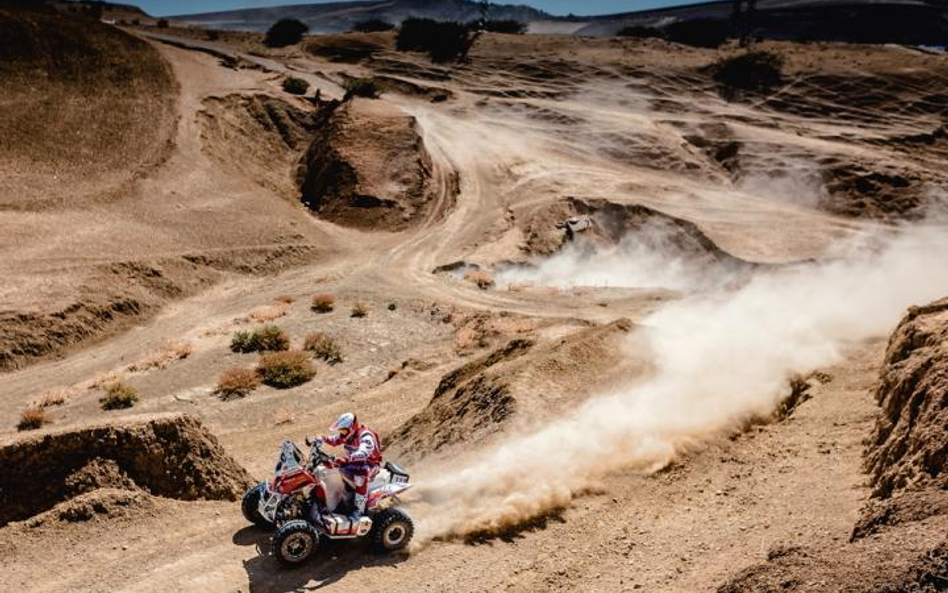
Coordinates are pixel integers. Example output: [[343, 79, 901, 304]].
[[368, 482, 412, 510]]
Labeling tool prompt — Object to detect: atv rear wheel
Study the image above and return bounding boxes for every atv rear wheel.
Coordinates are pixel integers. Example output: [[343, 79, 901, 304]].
[[370, 507, 414, 552], [272, 520, 318, 566], [241, 482, 273, 529]]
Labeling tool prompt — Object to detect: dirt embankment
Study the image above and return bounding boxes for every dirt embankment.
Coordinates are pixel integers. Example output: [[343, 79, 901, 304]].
[[297, 97, 451, 231], [717, 298, 948, 593], [198, 93, 326, 197], [387, 319, 647, 461], [0, 247, 317, 372], [521, 196, 752, 267], [0, 2, 175, 210], [0, 414, 252, 527]]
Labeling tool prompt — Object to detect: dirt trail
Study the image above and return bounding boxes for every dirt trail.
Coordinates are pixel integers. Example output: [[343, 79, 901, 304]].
[[3, 27, 948, 593]]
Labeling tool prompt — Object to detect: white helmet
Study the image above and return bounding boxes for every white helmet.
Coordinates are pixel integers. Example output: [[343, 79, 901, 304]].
[[329, 412, 358, 438]]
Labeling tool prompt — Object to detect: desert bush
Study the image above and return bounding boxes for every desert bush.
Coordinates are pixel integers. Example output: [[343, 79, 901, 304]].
[[215, 367, 261, 401], [617, 25, 665, 39], [350, 302, 369, 318], [480, 19, 527, 34], [343, 77, 384, 100], [100, 382, 139, 410], [397, 18, 474, 63], [311, 294, 335, 313], [17, 406, 51, 431], [231, 325, 290, 353], [709, 50, 784, 96], [265, 18, 309, 47], [156, 18, 169, 28], [282, 76, 310, 95], [303, 332, 344, 364], [351, 19, 395, 33], [258, 350, 316, 388], [206, 29, 221, 41], [664, 18, 730, 48], [131, 18, 140, 25]]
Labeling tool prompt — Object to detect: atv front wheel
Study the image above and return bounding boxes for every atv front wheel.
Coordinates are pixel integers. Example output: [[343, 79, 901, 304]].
[[272, 520, 319, 566], [370, 507, 414, 553], [241, 482, 273, 529]]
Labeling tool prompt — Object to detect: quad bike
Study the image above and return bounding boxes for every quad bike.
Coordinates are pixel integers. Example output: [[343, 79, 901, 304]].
[[241, 438, 414, 566]]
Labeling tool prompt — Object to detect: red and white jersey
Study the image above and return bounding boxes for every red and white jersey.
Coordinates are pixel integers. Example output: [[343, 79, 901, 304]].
[[323, 425, 382, 466]]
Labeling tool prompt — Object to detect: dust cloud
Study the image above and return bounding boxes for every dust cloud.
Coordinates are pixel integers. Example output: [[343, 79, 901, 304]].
[[415, 220, 948, 542]]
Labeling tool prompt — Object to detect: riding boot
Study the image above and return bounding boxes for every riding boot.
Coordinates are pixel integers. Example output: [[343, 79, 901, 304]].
[[349, 493, 367, 521]]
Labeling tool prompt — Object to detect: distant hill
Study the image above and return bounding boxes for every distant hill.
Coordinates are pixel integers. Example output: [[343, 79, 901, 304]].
[[168, 0, 948, 45], [170, 0, 550, 34], [572, 0, 948, 45]]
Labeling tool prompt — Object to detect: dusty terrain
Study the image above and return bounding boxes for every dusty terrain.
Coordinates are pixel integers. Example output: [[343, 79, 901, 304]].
[[2, 6, 948, 593]]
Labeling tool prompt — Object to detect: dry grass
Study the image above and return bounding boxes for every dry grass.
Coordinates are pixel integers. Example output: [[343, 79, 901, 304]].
[[303, 332, 344, 364], [83, 371, 127, 391], [275, 295, 295, 304], [17, 406, 51, 431], [273, 407, 296, 425], [350, 302, 369, 318], [311, 294, 335, 313], [215, 367, 261, 401], [99, 382, 139, 410], [126, 340, 193, 372], [464, 270, 495, 290], [30, 387, 74, 409], [258, 350, 316, 388]]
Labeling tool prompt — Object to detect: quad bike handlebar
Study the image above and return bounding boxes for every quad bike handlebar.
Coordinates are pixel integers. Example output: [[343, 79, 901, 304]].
[[304, 437, 339, 470]]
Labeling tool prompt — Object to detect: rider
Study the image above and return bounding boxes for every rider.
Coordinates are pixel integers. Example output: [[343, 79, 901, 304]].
[[316, 412, 382, 521]]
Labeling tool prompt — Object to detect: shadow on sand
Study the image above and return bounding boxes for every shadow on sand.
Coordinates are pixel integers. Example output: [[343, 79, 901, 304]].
[[233, 526, 407, 593]]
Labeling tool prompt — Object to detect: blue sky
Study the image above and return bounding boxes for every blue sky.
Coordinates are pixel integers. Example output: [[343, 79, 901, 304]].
[[144, 1, 690, 17]]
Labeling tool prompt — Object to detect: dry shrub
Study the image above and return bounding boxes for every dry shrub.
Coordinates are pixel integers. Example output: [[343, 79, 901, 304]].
[[99, 382, 139, 410], [258, 350, 315, 388], [311, 294, 335, 313], [17, 406, 51, 431], [231, 325, 291, 353], [127, 340, 193, 372], [246, 303, 289, 323], [303, 332, 344, 364], [215, 367, 261, 401], [350, 302, 369, 318], [275, 295, 295, 304], [274, 407, 296, 425], [464, 270, 495, 290]]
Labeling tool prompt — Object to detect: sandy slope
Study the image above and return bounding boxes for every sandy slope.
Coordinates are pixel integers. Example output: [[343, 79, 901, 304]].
[[2, 24, 948, 593]]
